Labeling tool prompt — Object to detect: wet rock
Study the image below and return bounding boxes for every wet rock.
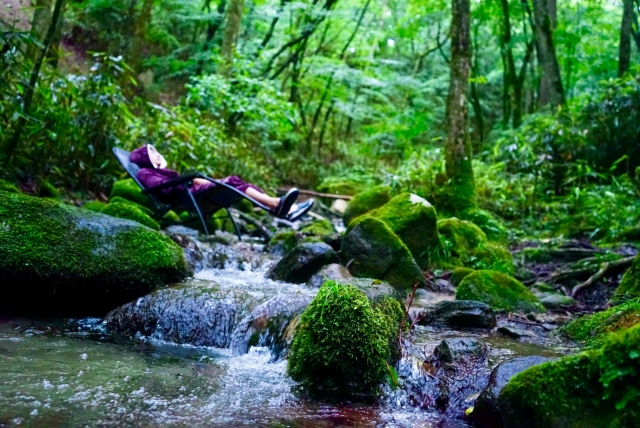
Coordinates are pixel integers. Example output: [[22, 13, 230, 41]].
[[497, 326, 538, 339], [341, 217, 424, 292], [434, 338, 488, 365], [470, 356, 551, 428], [321, 232, 342, 252], [266, 231, 303, 256], [267, 242, 338, 283], [164, 225, 199, 239], [307, 263, 352, 288], [0, 191, 187, 316], [456, 270, 545, 314], [537, 292, 576, 309], [342, 185, 393, 226], [417, 300, 497, 329]]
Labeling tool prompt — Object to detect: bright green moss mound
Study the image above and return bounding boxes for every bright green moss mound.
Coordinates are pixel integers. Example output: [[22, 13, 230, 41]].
[[287, 280, 403, 396], [101, 202, 160, 230], [111, 178, 154, 209], [0, 191, 187, 315], [0, 179, 20, 193], [341, 217, 424, 292], [438, 217, 514, 274], [300, 219, 335, 236], [459, 207, 507, 242], [352, 193, 441, 269], [456, 270, 544, 313], [451, 267, 475, 287], [109, 196, 154, 215], [82, 200, 107, 212], [562, 298, 640, 348], [615, 254, 640, 300], [499, 324, 640, 428], [268, 230, 301, 254], [343, 185, 392, 226]]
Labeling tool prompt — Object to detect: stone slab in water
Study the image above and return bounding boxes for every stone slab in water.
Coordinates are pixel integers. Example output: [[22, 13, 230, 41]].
[[267, 242, 338, 283], [417, 300, 497, 329]]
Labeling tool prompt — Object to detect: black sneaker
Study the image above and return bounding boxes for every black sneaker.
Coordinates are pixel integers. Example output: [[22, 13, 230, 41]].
[[288, 198, 314, 222], [275, 188, 299, 218]]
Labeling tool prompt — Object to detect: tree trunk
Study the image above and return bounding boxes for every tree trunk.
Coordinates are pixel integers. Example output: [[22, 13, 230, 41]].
[[531, 0, 565, 108], [499, 0, 516, 127], [46, 0, 67, 68], [220, 0, 244, 75], [619, 0, 634, 77], [443, 0, 475, 213], [26, 0, 52, 62], [128, 0, 154, 73]]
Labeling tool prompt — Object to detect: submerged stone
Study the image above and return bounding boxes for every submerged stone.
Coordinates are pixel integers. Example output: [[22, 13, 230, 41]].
[[341, 217, 424, 292], [434, 338, 487, 365], [456, 270, 544, 314], [0, 191, 187, 315], [267, 242, 338, 283], [342, 185, 393, 226], [417, 300, 496, 329]]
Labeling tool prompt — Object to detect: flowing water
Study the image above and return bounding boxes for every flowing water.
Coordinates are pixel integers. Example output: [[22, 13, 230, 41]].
[[0, 237, 572, 427]]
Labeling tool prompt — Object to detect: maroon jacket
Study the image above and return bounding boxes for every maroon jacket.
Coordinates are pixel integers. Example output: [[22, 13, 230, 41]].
[[129, 145, 214, 202]]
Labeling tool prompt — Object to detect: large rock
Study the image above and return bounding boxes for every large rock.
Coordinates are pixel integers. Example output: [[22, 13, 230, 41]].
[[342, 185, 392, 226], [470, 356, 551, 428], [417, 300, 496, 329], [456, 270, 544, 314], [307, 263, 352, 288], [353, 193, 441, 268], [267, 242, 338, 283], [499, 324, 640, 427], [437, 217, 514, 274], [341, 217, 424, 292], [287, 280, 404, 397], [615, 254, 640, 300], [0, 191, 187, 315]]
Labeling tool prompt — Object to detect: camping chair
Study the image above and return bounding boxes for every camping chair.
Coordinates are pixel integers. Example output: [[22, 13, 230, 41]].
[[112, 148, 271, 240]]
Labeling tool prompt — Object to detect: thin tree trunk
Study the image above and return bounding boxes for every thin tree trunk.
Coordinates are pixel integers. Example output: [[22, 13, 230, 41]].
[[4, 0, 64, 161], [26, 0, 52, 62], [443, 0, 475, 212], [619, 0, 634, 77], [128, 0, 154, 73], [470, 23, 484, 145], [500, 0, 516, 127], [46, 0, 67, 68], [220, 0, 244, 75], [531, 0, 565, 108]]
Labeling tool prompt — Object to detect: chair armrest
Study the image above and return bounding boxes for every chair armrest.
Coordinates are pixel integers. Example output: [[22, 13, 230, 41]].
[[141, 172, 203, 195]]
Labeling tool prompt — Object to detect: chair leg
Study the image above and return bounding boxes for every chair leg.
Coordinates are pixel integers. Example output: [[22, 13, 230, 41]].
[[227, 208, 242, 241], [188, 192, 209, 236]]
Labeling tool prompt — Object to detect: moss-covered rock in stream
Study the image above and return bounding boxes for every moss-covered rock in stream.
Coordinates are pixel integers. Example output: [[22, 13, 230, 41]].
[[342, 185, 393, 226], [287, 280, 404, 397], [267, 231, 302, 255], [267, 242, 339, 283], [100, 201, 161, 230], [499, 324, 640, 428], [437, 217, 514, 274], [341, 217, 424, 292], [615, 254, 640, 300], [0, 191, 187, 315], [300, 219, 335, 236], [349, 193, 441, 269], [0, 179, 20, 193], [111, 178, 155, 209], [456, 270, 544, 313], [562, 298, 640, 348]]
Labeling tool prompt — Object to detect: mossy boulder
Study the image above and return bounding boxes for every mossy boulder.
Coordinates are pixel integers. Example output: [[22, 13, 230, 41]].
[[450, 267, 475, 287], [268, 230, 302, 255], [456, 270, 544, 313], [287, 280, 404, 397], [438, 217, 514, 274], [351, 193, 441, 269], [100, 202, 160, 230], [0, 191, 187, 315], [300, 219, 335, 236], [615, 254, 640, 300], [459, 207, 507, 242], [342, 185, 392, 226], [267, 242, 338, 284], [499, 324, 640, 428], [109, 196, 154, 215], [111, 178, 154, 209], [562, 298, 640, 348], [341, 217, 424, 292], [82, 200, 107, 212], [0, 179, 20, 193]]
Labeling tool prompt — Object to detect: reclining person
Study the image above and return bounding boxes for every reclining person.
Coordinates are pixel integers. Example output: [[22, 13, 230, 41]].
[[129, 144, 313, 221]]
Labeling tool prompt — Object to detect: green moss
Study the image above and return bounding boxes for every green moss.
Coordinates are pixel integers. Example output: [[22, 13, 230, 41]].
[[111, 178, 154, 209], [341, 217, 424, 292], [562, 298, 640, 348], [300, 219, 335, 236], [437, 217, 514, 274], [499, 325, 640, 428], [268, 231, 302, 254], [38, 180, 61, 199], [287, 280, 403, 397], [0, 179, 20, 193], [343, 185, 393, 226], [160, 210, 181, 227], [100, 202, 160, 230], [317, 179, 365, 196], [82, 200, 107, 212], [351, 193, 441, 269], [450, 267, 475, 287], [108, 196, 154, 215], [459, 207, 507, 242], [0, 191, 187, 315], [456, 270, 544, 313], [615, 254, 640, 300]]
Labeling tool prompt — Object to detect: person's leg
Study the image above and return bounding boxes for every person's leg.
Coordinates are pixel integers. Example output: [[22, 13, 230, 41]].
[[246, 188, 298, 213]]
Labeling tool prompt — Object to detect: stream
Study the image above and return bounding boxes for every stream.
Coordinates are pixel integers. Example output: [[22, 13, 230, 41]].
[[0, 235, 573, 427]]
